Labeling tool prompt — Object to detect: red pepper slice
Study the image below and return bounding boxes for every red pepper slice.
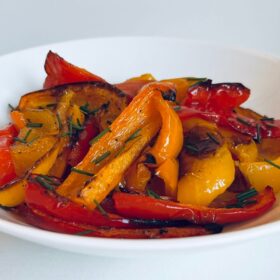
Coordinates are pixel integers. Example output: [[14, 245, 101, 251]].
[[113, 187, 275, 225], [25, 181, 135, 228], [0, 125, 18, 187], [68, 117, 99, 166], [20, 204, 216, 239], [178, 106, 280, 138], [43, 51, 105, 88], [182, 80, 250, 112]]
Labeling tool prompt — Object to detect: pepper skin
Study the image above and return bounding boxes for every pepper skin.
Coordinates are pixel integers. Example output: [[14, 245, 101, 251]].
[[113, 187, 275, 225], [43, 51, 105, 88], [240, 157, 280, 192]]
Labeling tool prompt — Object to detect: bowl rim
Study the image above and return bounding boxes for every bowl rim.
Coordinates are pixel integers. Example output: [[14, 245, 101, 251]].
[[0, 36, 280, 254]]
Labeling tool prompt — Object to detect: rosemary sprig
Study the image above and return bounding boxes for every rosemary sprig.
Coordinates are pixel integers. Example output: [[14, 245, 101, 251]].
[[14, 137, 27, 144], [71, 167, 94, 177], [125, 129, 141, 143], [80, 103, 100, 116], [35, 176, 55, 191], [89, 127, 111, 145], [93, 199, 108, 217], [92, 151, 111, 165], [264, 159, 280, 170], [27, 122, 43, 128], [147, 188, 161, 199], [114, 146, 126, 158], [71, 120, 84, 131], [207, 132, 220, 145], [14, 129, 33, 144]]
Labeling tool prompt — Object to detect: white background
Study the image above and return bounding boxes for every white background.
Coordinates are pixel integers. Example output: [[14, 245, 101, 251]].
[[1, 0, 280, 279]]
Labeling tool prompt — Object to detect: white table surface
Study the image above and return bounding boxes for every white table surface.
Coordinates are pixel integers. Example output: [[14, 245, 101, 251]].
[[1, 0, 280, 279]]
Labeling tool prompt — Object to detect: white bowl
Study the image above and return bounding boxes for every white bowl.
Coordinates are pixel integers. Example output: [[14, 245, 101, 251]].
[[0, 37, 280, 257]]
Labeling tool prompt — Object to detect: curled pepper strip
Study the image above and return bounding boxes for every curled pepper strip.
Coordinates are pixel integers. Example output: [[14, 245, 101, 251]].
[[178, 106, 280, 139], [113, 187, 276, 225], [21, 205, 217, 239]]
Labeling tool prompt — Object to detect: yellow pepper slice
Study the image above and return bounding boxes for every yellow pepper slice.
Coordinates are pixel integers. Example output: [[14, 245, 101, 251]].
[[177, 144, 235, 206], [239, 157, 280, 192], [79, 121, 159, 209], [155, 158, 179, 198], [57, 82, 173, 198]]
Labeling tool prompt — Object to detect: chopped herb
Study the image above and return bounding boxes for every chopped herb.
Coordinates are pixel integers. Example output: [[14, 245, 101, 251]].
[[56, 113, 62, 130], [71, 120, 84, 131], [236, 117, 252, 126], [147, 188, 161, 199], [8, 104, 15, 111], [14, 137, 26, 144], [264, 159, 280, 170], [35, 176, 55, 191], [255, 123, 262, 144], [24, 129, 32, 142], [125, 129, 141, 143], [75, 230, 94, 236], [260, 116, 274, 122], [93, 199, 108, 217], [144, 153, 156, 164], [27, 122, 43, 128], [207, 132, 220, 145], [71, 167, 94, 177], [92, 151, 111, 165], [114, 146, 126, 158], [28, 136, 40, 145], [236, 188, 258, 202], [90, 127, 111, 145], [68, 117, 73, 137], [38, 175, 60, 186], [173, 106, 181, 111], [45, 103, 57, 108], [80, 103, 101, 116], [185, 144, 199, 153]]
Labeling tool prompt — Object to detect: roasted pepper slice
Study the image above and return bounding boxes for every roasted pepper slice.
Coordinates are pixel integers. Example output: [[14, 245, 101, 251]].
[[113, 187, 275, 224], [240, 157, 280, 192], [57, 82, 174, 199], [21, 205, 217, 239], [44, 51, 105, 88]]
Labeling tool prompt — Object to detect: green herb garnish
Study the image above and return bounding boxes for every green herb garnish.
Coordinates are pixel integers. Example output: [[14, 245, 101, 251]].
[[125, 129, 141, 143], [35, 176, 55, 191], [80, 103, 100, 115], [90, 127, 111, 145], [147, 188, 161, 199], [114, 146, 126, 158], [207, 132, 220, 145], [93, 199, 108, 217], [38, 175, 60, 186], [92, 151, 111, 165], [14, 137, 27, 144], [56, 113, 62, 130], [27, 122, 43, 128], [75, 230, 94, 236], [24, 129, 32, 142], [260, 116, 274, 122], [8, 104, 15, 111], [236, 188, 258, 202], [255, 123, 262, 144], [71, 120, 84, 131], [173, 106, 181, 111], [237, 117, 252, 126], [264, 159, 280, 170], [71, 167, 94, 177]]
